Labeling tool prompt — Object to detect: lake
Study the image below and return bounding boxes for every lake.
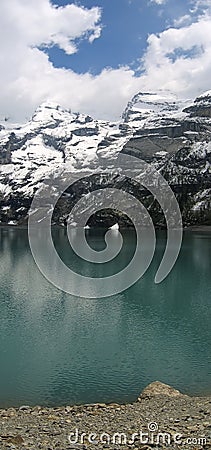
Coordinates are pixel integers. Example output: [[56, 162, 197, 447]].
[[0, 226, 211, 407]]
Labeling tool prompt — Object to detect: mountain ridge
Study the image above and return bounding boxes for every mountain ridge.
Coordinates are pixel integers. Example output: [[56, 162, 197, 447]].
[[0, 90, 210, 227]]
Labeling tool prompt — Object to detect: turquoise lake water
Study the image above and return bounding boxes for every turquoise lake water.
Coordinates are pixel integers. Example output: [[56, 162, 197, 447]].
[[0, 227, 211, 407]]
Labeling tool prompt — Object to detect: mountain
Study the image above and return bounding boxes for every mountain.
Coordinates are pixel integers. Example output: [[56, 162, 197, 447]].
[[0, 91, 210, 228]]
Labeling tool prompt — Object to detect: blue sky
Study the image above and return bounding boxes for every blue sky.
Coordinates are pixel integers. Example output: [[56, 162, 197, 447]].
[[48, 0, 193, 74], [0, 0, 211, 122]]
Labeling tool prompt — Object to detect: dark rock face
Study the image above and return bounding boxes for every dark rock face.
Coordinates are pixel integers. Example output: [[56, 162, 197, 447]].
[[0, 93, 211, 227], [183, 91, 211, 118]]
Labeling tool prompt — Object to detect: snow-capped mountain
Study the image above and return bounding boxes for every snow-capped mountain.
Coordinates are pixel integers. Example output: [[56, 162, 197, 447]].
[[0, 91, 210, 227]]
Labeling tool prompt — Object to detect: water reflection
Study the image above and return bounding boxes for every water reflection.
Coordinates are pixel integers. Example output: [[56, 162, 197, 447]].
[[0, 227, 210, 407]]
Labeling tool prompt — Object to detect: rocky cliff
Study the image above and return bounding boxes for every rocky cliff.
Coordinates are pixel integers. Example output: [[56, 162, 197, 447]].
[[0, 91, 210, 227]]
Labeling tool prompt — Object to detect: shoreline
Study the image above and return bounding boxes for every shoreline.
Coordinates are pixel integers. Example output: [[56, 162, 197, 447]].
[[184, 225, 211, 232], [0, 383, 210, 449], [0, 223, 211, 231]]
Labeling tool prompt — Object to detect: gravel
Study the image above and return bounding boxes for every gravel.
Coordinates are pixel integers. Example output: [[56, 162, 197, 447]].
[[0, 382, 210, 449]]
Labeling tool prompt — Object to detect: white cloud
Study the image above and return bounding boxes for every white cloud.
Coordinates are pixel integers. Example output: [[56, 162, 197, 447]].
[[139, 13, 211, 98], [190, 0, 211, 12], [150, 0, 167, 5], [0, 0, 211, 122], [173, 14, 192, 27], [0, 0, 102, 54]]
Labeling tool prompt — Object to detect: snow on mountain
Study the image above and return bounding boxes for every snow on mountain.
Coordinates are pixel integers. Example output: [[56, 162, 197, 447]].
[[0, 102, 129, 196], [122, 91, 191, 129], [0, 91, 211, 227]]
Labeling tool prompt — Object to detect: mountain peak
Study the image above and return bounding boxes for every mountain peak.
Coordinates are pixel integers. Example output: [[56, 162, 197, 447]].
[[0, 89, 210, 227], [31, 101, 71, 124], [35, 101, 67, 112], [183, 90, 211, 118], [196, 90, 211, 100], [122, 90, 187, 129]]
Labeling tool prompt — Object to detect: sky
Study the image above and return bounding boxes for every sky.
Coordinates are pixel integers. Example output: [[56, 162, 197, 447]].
[[0, 0, 211, 122]]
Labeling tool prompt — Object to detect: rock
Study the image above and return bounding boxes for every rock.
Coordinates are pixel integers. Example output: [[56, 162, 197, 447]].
[[183, 91, 211, 118], [19, 405, 31, 411], [139, 447, 152, 450], [0, 435, 24, 444], [138, 381, 185, 400], [65, 406, 73, 413]]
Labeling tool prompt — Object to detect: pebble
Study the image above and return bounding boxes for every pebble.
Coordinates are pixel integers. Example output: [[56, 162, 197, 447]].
[[0, 394, 210, 449]]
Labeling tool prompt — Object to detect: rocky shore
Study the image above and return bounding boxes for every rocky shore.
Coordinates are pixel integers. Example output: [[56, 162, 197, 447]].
[[0, 382, 210, 449]]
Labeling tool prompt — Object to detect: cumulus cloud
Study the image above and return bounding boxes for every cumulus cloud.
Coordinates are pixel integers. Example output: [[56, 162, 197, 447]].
[[0, 0, 211, 122], [0, 0, 104, 120], [150, 0, 167, 4], [173, 14, 192, 27], [139, 13, 211, 98], [1, 0, 101, 53]]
